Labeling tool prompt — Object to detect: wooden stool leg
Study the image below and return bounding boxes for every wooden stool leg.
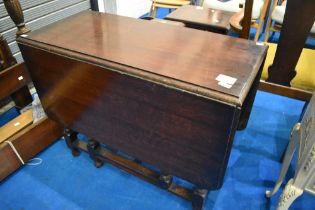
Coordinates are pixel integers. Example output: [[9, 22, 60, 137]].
[[263, 0, 277, 42], [149, 3, 154, 17], [153, 7, 157, 18], [64, 129, 80, 157], [87, 139, 104, 168], [192, 189, 208, 210], [11, 85, 32, 110], [254, 0, 270, 42]]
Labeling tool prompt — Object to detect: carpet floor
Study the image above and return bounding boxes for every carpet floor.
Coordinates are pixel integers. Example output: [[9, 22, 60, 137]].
[[1, 91, 314, 210]]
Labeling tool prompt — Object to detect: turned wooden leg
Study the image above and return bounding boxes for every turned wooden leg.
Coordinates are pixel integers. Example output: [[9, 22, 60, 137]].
[[192, 189, 208, 210], [266, 123, 300, 198], [64, 129, 80, 157], [87, 139, 104, 168], [11, 85, 32, 110], [3, 0, 31, 36], [263, 0, 277, 42], [276, 179, 303, 210]]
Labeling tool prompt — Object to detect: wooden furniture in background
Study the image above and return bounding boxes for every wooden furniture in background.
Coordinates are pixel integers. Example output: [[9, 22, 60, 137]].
[[207, 0, 270, 41], [0, 109, 33, 143], [264, 0, 315, 42], [0, 33, 32, 109], [229, 0, 254, 39], [165, 5, 234, 34], [230, 0, 314, 101], [266, 0, 315, 91], [18, 11, 267, 210], [266, 92, 315, 210], [0, 0, 63, 181], [150, 0, 191, 17]]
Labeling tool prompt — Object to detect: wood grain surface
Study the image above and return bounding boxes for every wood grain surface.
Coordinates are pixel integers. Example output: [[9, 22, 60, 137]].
[[19, 11, 267, 105], [17, 11, 267, 189], [165, 5, 234, 33], [0, 109, 33, 143], [0, 117, 63, 181]]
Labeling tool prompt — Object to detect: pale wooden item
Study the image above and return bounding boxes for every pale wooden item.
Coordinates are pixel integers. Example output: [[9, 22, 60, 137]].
[[229, 0, 271, 42], [0, 109, 33, 144], [150, 0, 191, 17], [263, 0, 315, 42], [266, 92, 315, 210]]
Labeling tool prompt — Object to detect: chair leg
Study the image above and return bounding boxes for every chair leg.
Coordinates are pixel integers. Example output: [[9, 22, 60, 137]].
[[254, 0, 270, 42], [153, 7, 157, 18], [263, 0, 278, 42], [263, 20, 272, 42], [149, 3, 154, 17]]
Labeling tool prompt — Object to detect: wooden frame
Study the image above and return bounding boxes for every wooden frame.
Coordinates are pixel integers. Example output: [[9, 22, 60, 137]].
[[0, 0, 63, 181], [263, 0, 315, 42], [149, 0, 192, 17], [231, 0, 315, 101], [266, 0, 315, 88], [229, 0, 271, 41]]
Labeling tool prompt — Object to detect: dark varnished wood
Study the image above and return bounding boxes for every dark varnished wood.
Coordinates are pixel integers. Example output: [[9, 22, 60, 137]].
[[3, 0, 31, 36], [267, 0, 315, 86], [240, 0, 253, 39], [0, 34, 17, 70], [0, 63, 30, 100], [259, 80, 313, 102], [229, 0, 254, 39], [18, 45, 241, 189], [10, 85, 33, 109], [0, 118, 63, 181], [238, 57, 265, 130], [0, 56, 32, 109], [65, 131, 207, 208], [18, 11, 267, 209], [0, 33, 32, 109], [165, 5, 234, 34], [19, 11, 267, 105]]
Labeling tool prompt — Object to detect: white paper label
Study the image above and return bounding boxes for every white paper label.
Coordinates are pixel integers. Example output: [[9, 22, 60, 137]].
[[218, 81, 232, 89], [216, 74, 237, 89], [216, 74, 237, 85]]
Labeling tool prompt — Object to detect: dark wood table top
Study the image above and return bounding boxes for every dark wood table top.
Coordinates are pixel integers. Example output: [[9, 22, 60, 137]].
[[19, 11, 267, 106], [165, 5, 234, 31]]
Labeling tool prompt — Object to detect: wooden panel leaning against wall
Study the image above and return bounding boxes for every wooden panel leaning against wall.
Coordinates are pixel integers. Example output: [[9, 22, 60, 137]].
[[0, 0, 68, 181]]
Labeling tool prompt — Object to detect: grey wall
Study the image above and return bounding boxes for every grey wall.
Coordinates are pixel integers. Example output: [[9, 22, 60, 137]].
[[0, 0, 91, 63]]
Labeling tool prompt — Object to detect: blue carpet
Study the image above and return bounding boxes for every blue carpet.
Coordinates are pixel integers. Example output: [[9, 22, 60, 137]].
[[1, 91, 314, 210]]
